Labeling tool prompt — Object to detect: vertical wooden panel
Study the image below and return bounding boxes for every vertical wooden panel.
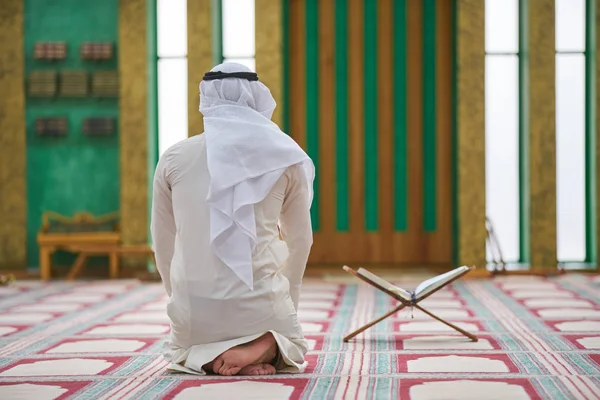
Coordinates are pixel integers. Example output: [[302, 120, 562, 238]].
[[291, 0, 455, 266], [456, 0, 486, 267], [529, 0, 557, 271], [347, 0, 366, 258], [392, 0, 421, 263], [187, 0, 213, 137], [406, 0, 424, 254], [256, 0, 283, 128], [288, 0, 307, 150], [0, 0, 26, 269], [377, 0, 394, 261], [430, 0, 453, 260], [119, 0, 148, 256], [318, 0, 335, 235]]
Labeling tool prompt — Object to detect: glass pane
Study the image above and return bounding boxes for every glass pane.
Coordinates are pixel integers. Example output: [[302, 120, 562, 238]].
[[485, 55, 520, 262], [157, 0, 187, 58], [158, 59, 188, 156], [556, 0, 586, 52], [485, 0, 519, 53], [222, 0, 255, 58], [556, 54, 586, 261], [222, 57, 256, 72]]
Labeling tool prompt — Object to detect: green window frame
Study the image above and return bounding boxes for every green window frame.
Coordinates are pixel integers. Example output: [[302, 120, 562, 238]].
[[484, 0, 525, 265], [215, 0, 256, 70], [555, 0, 596, 266]]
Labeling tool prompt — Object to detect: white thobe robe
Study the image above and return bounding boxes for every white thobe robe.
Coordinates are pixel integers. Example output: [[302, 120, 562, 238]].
[[151, 133, 313, 375]]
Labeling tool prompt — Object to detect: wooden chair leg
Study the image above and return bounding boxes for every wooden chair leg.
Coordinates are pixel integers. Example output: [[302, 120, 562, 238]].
[[109, 251, 119, 279], [40, 247, 52, 281], [343, 304, 406, 342], [67, 253, 88, 281], [415, 304, 478, 342]]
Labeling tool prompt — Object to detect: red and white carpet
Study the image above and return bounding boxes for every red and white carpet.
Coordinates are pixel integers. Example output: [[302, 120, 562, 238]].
[[0, 274, 599, 399]]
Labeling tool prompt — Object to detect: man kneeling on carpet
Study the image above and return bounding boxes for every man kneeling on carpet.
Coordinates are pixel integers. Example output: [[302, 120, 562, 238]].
[[151, 62, 315, 376]]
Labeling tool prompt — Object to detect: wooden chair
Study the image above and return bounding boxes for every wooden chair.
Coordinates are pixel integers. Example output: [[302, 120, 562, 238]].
[[37, 211, 121, 281], [64, 244, 156, 281], [37, 211, 156, 280]]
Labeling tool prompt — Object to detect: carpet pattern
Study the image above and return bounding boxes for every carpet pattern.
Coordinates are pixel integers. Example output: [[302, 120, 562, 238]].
[[0, 274, 599, 399]]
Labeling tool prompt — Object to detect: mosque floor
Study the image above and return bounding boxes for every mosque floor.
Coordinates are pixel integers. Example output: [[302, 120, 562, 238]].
[[0, 274, 599, 399]]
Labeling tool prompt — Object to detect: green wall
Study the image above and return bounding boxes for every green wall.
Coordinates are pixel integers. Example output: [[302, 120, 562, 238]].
[[25, 0, 120, 267]]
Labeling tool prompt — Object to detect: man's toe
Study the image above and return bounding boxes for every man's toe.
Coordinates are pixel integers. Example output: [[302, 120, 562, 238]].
[[222, 366, 241, 376], [263, 364, 276, 375], [211, 357, 224, 374]]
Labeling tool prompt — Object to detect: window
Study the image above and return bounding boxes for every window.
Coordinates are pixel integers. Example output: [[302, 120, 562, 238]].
[[155, 0, 256, 158], [157, 0, 188, 156], [221, 0, 256, 71], [555, 0, 588, 262], [485, 0, 521, 263]]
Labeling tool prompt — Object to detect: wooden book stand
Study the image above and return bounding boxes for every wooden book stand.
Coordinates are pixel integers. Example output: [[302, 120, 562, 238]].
[[342, 265, 478, 343]]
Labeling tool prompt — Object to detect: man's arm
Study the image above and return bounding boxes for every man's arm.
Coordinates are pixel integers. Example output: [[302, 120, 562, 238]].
[[279, 164, 313, 310], [150, 155, 176, 296]]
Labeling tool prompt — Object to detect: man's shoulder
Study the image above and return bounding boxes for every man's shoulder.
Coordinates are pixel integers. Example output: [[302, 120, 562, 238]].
[[162, 133, 206, 157], [284, 162, 308, 176]]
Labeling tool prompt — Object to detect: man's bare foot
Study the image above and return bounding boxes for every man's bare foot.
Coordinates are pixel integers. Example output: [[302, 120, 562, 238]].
[[211, 333, 278, 376], [239, 363, 276, 376], [202, 360, 215, 374]]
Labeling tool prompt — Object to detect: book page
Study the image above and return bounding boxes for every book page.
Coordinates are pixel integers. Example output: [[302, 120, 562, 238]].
[[414, 266, 470, 301], [356, 268, 412, 302]]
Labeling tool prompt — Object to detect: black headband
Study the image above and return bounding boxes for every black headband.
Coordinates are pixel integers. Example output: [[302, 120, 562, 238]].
[[203, 71, 259, 81]]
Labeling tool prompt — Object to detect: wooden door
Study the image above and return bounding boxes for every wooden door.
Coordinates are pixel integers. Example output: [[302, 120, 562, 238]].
[[285, 0, 453, 266]]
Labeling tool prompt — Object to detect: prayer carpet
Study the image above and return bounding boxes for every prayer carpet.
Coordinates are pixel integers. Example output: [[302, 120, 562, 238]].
[[0, 274, 599, 399]]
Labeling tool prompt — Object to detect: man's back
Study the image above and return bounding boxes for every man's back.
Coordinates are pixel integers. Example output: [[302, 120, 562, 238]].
[[152, 134, 311, 348]]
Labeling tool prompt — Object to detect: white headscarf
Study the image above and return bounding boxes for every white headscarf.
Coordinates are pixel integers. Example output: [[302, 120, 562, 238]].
[[200, 62, 315, 290]]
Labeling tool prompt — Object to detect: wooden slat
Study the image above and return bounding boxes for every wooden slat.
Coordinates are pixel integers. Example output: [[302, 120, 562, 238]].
[[347, 0, 366, 260], [431, 0, 453, 262], [290, 0, 320, 262], [377, 0, 394, 261], [347, 0, 365, 231], [318, 0, 335, 235], [402, 0, 424, 260], [288, 0, 307, 150], [391, 0, 421, 264]]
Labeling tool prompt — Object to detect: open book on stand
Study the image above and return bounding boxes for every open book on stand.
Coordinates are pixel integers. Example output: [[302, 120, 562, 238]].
[[353, 266, 471, 304], [342, 265, 477, 343]]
